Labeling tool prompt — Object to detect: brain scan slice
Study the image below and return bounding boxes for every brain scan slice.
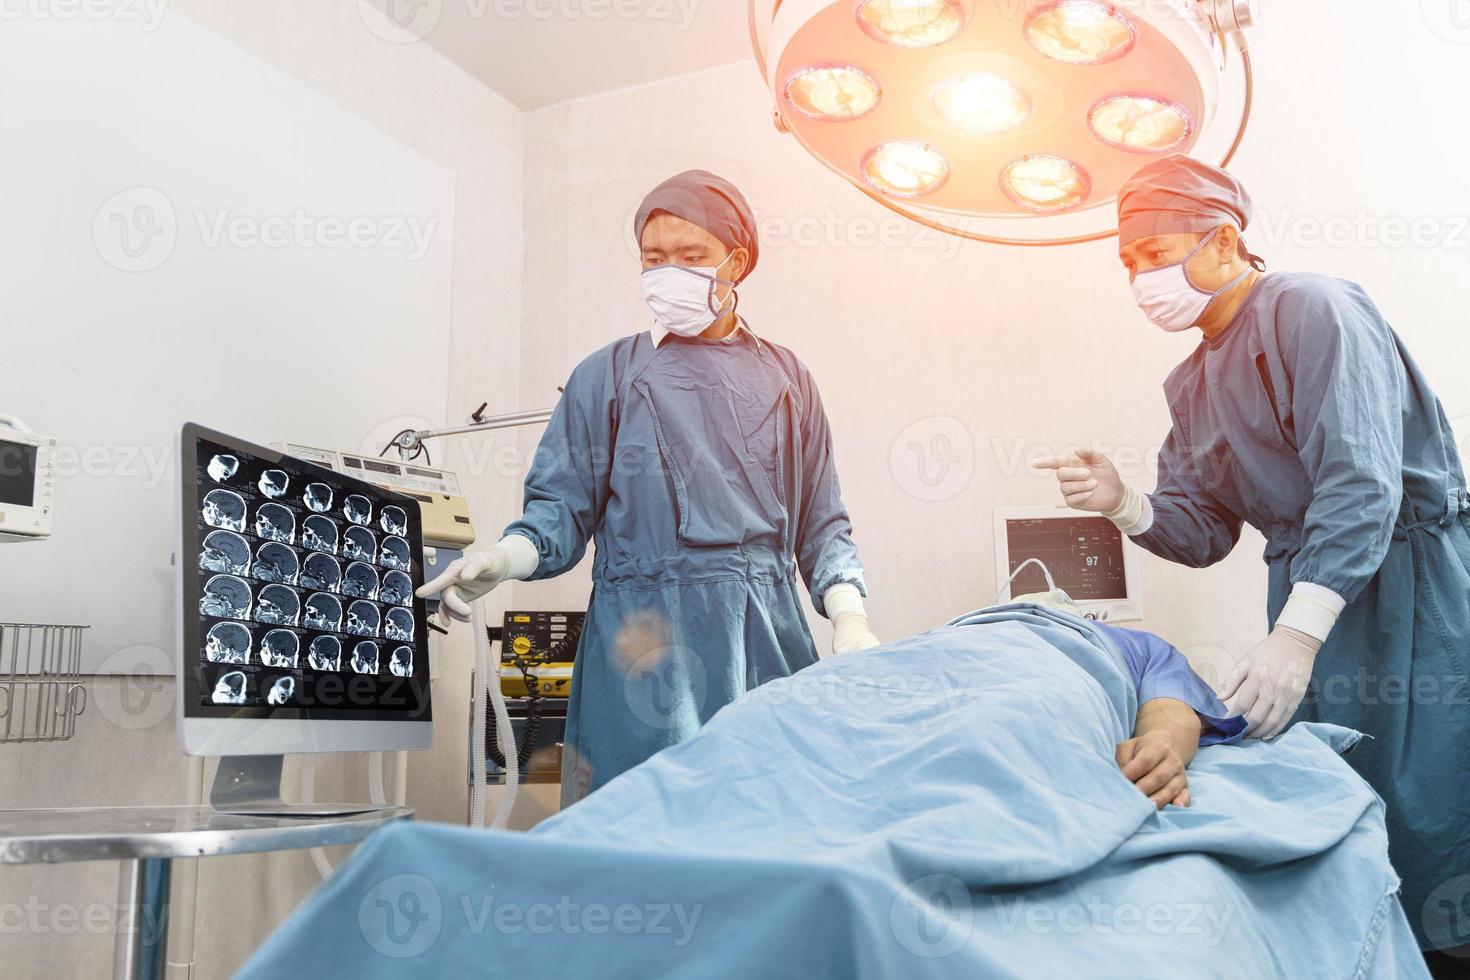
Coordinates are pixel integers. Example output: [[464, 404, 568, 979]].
[[202, 489, 247, 533], [303, 593, 343, 632], [205, 622, 251, 664], [301, 515, 339, 555], [212, 671, 247, 705], [200, 531, 251, 575], [380, 536, 411, 572], [351, 641, 379, 674], [207, 454, 240, 483], [266, 677, 296, 705], [346, 600, 380, 638], [308, 636, 342, 671], [299, 553, 342, 592], [342, 526, 376, 562], [258, 469, 290, 499], [381, 571, 413, 607], [380, 506, 408, 536], [200, 575, 252, 620], [384, 608, 414, 642], [252, 543, 299, 585], [390, 645, 414, 677], [343, 562, 380, 601], [304, 482, 334, 513], [260, 629, 300, 668], [344, 494, 373, 527], [254, 503, 296, 545], [255, 584, 301, 626]]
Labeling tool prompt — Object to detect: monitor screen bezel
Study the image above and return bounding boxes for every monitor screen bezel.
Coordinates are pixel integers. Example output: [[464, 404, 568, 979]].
[[991, 505, 1143, 622]]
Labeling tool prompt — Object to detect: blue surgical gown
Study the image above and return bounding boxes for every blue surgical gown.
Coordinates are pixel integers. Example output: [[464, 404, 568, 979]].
[[1130, 271, 1470, 951], [1097, 623, 1246, 745], [504, 324, 865, 803]]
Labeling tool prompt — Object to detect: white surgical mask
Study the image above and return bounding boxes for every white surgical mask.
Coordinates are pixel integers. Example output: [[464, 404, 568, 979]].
[[1130, 226, 1252, 332], [642, 255, 738, 337]]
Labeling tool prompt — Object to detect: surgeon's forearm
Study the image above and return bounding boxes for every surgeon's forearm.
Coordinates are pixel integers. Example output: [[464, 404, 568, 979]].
[[1133, 698, 1201, 767]]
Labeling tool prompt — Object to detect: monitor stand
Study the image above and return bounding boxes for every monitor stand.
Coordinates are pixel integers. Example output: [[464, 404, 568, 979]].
[[210, 755, 389, 817]]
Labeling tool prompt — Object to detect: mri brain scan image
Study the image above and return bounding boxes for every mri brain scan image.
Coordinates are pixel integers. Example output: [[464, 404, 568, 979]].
[[351, 641, 379, 674], [344, 494, 372, 527], [200, 575, 252, 620], [342, 526, 376, 562], [380, 536, 411, 572], [202, 490, 247, 533], [259, 470, 290, 499], [207, 454, 240, 483], [252, 543, 299, 585], [266, 677, 296, 705], [301, 515, 339, 555], [343, 562, 379, 601], [304, 593, 343, 632], [260, 629, 300, 668], [299, 553, 342, 592], [304, 482, 334, 513], [308, 636, 342, 671], [255, 584, 301, 626], [255, 503, 296, 545], [380, 506, 408, 537], [384, 608, 414, 642], [200, 531, 251, 576], [205, 622, 251, 664], [380, 571, 413, 607], [346, 601, 380, 638], [212, 671, 247, 705], [390, 646, 414, 677]]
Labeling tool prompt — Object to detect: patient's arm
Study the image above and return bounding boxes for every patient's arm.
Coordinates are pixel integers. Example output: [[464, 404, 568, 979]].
[[1116, 698, 1202, 809]]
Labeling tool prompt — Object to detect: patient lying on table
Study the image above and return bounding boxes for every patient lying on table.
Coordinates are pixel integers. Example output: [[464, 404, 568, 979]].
[[1002, 591, 1244, 808]]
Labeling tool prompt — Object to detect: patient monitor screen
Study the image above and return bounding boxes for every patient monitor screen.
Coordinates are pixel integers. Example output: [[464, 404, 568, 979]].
[[1004, 516, 1129, 601], [0, 439, 37, 507], [181, 426, 431, 720]]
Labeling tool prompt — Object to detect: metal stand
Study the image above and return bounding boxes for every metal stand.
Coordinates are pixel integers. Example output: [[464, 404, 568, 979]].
[[114, 857, 171, 979], [209, 756, 387, 817]]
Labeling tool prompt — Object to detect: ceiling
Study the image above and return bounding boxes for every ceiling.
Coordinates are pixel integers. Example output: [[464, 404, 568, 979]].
[[366, 0, 755, 110]]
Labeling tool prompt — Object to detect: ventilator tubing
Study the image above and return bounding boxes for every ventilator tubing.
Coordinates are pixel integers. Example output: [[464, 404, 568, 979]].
[[472, 597, 519, 830]]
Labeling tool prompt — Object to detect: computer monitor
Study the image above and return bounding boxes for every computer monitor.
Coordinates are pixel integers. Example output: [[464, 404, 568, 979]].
[[993, 506, 1143, 622], [177, 423, 432, 764]]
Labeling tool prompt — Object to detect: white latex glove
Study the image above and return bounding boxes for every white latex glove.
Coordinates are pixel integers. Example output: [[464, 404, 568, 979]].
[[1219, 626, 1322, 739], [1032, 448, 1148, 532], [416, 535, 538, 626], [831, 612, 880, 654], [825, 583, 879, 654]]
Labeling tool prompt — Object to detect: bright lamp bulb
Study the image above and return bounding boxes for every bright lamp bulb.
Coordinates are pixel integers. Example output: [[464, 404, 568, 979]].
[[1089, 94, 1191, 152], [855, 0, 966, 48], [862, 141, 950, 198], [933, 74, 1031, 135], [1024, 1, 1136, 65], [785, 64, 882, 121], [1001, 155, 1090, 212]]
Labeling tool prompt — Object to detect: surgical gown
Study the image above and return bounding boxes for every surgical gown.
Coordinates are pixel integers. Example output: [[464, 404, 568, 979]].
[[504, 325, 865, 803], [1131, 271, 1470, 951]]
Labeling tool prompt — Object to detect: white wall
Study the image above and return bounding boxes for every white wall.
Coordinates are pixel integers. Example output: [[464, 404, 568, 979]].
[[515, 1, 1470, 687], [0, 3, 527, 976]]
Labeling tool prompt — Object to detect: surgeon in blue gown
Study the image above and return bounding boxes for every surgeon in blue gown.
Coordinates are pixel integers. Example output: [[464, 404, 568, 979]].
[[419, 170, 879, 803], [1036, 155, 1469, 961]]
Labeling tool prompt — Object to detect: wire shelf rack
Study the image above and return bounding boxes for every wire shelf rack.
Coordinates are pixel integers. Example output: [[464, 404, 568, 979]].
[[0, 624, 89, 743]]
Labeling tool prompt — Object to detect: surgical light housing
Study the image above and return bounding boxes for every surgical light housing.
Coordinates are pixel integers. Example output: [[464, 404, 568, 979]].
[[750, 0, 1259, 245]]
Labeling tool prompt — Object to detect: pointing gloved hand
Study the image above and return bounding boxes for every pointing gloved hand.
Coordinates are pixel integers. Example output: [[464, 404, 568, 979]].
[[825, 583, 880, 655], [1219, 626, 1321, 739], [1032, 448, 1149, 533], [416, 535, 539, 627]]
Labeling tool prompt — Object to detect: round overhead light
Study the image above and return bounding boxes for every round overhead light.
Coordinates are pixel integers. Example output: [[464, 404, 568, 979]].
[[1088, 94, 1192, 152], [933, 73, 1032, 135], [1001, 154, 1091, 212], [784, 64, 883, 121], [861, 141, 951, 198], [1024, 1, 1137, 65], [855, 0, 966, 49]]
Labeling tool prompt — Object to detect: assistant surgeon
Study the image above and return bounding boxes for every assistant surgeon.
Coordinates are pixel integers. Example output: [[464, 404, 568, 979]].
[[419, 170, 879, 802], [1037, 155, 1469, 956]]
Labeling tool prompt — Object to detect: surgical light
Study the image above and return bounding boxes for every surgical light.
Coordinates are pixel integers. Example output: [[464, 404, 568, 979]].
[[1089, 94, 1192, 152], [1001, 154, 1090, 212], [933, 73, 1031, 135], [750, 0, 1260, 245], [785, 64, 883, 121], [861, 140, 950, 197], [855, 0, 966, 48], [1023, 1, 1136, 65]]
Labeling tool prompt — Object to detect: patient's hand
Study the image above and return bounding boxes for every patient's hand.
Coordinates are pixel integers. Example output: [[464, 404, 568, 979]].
[[1116, 730, 1191, 810]]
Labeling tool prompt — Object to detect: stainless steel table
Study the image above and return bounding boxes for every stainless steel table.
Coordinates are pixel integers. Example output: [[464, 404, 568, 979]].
[[0, 804, 412, 979]]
